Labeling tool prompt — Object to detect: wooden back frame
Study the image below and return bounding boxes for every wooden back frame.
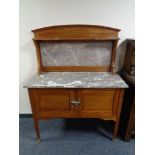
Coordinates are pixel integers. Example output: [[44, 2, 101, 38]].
[[32, 25, 120, 74]]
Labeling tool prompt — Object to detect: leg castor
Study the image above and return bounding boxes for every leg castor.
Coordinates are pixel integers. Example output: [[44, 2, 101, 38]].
[[112, 138, 117, 141], [36, 138, 41, 143]]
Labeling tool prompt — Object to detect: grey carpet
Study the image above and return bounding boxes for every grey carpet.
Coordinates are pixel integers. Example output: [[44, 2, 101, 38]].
[[19, 118, 135, 155]]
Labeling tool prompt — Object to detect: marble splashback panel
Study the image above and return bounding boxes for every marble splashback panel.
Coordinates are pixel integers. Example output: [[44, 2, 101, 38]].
[[40, 42, 112, 66]]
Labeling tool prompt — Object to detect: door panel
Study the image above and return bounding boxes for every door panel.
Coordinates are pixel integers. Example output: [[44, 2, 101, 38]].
[[82, 93, 114, 111], [78, 89, 119, 116], [39, 94, 70, 111], [33, 89, 74, 116]]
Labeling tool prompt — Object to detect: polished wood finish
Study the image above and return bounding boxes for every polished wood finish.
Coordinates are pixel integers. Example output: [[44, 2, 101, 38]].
[[32, 25, 120, 74], [79, 89, 115, 114], [41, 66, 111, 72], [28, 88, 124, 140], [39, 94, 70, 111], [32, 25, 120, 41]]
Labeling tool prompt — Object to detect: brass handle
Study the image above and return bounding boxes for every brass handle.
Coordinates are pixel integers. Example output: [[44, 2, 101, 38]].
[[70, 100, 80, 109]]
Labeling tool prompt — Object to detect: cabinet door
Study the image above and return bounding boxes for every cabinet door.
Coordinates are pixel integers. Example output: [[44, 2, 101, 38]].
[[78, 89, 120, 117], [33, 89, 74, 118]]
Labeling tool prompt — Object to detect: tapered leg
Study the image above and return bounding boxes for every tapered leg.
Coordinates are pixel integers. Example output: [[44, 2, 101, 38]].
[[28, 89, 40, 143], [112, 118, 120, 141], [33, 118, 40, 143]]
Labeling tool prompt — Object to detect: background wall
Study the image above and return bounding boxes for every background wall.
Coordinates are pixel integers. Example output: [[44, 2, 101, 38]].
[[19, 0, 135, 113]]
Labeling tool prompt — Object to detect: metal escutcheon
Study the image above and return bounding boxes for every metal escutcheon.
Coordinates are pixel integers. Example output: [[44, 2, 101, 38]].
[[70, 100, 80, 109]]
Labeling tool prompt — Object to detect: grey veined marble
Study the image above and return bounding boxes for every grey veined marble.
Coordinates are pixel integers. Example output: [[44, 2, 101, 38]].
[[40, 42, 112, 66], [24, 72, 128, 88]]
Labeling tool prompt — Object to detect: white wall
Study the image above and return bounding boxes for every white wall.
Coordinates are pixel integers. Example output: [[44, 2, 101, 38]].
[[19, 0, 135, 113]]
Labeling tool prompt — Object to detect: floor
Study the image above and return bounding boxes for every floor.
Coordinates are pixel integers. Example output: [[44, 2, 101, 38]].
[[19, 118, 135, 155]]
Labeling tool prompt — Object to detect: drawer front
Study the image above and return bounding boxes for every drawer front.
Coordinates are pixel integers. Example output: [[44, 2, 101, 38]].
[[78, 89, 120, 116]]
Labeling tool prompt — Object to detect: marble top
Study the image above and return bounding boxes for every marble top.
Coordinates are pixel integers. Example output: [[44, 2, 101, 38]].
[[24, 72, 128, 88]]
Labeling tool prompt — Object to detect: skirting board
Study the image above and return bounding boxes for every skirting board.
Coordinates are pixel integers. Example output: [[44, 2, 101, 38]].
[[19, 114, 32, 118]]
